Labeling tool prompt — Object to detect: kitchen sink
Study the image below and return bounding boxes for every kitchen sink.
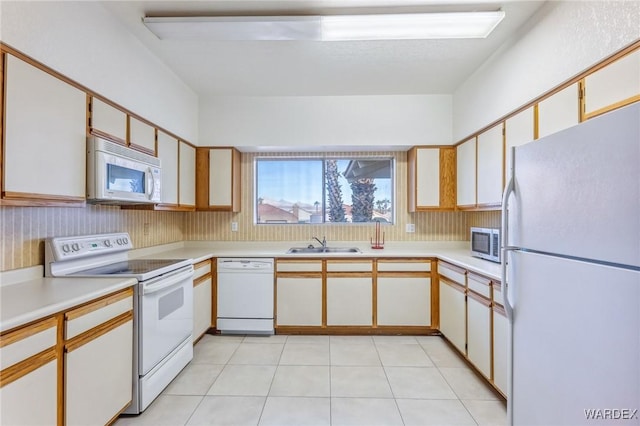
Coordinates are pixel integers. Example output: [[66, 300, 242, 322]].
[[287, 247, 361, 254]]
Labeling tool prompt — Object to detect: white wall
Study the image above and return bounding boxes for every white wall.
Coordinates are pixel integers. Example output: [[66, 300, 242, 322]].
[[453, 1, 640, 141], [199, 95, 452, 150], [0, 1, 198, 143]]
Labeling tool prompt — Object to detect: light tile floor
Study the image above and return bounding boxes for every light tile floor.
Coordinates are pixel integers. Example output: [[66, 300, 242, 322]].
[[115, 335, 506, 426]]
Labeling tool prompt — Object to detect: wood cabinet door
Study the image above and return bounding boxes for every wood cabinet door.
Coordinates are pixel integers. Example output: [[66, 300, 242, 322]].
[[327, 277, 373, 326], [4, 54, 86, 200], [537, 82, 580, 139], [179, 142, 196, 206], [91, 97, 127, 142], [439, 280, 466, 354], [157, 131, 179, 205], [456, 138, 476, 207], [377, 276, 431, 326], [476, 124, 503, 207], [584, 49, 640, 118], [276, 277, 323, 326]]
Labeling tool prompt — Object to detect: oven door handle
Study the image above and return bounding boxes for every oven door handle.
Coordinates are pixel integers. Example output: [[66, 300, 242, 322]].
[[143, 269, 194, 295]]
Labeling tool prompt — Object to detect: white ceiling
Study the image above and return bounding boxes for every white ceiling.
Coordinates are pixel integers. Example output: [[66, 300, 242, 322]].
[[101, 1, 546, 97]]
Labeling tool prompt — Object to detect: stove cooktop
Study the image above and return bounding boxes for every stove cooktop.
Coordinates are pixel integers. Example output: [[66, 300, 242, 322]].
[[69, 259, 189, 279]]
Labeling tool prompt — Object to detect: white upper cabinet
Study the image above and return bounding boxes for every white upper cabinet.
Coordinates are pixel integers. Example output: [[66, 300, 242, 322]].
[[129, 117, 156, 153], [584, 49, 640, 118], [456, 138, 477, 208], [198, 147, 241, 211], [415, 148, 440, 207], [209, 148, 233, 207], [157, 131, 179, 205], [537, 82, 580, 139], [504, 106, 535, 181], [476, 124, 503, 207], [91, 97, 127, 142], [4, 54, 86, 202], [179, 142, 196, 206], [408, 147, 455, 211]]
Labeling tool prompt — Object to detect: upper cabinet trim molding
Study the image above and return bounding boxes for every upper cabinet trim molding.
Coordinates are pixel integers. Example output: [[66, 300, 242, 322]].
[[453, 39, 640, 147], [0, 42, 195, 148]]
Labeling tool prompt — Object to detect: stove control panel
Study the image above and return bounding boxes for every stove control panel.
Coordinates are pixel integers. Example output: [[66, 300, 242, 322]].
[[46, 232, 133, 261]]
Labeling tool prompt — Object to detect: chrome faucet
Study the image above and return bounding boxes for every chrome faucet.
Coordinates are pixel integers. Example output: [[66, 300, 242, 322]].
[[312, 236, 327, 247]]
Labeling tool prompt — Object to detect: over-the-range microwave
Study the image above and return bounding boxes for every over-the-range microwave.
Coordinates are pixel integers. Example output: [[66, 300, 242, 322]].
[[470, 227, 501, 263], [87, 136, 161, 204]]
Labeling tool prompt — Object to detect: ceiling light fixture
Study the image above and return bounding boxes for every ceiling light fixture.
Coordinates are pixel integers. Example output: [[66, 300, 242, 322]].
[[142, 11, 506, 41]]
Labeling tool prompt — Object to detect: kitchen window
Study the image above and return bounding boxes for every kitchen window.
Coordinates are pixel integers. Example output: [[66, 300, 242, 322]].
[[255, 157, 394, 224]]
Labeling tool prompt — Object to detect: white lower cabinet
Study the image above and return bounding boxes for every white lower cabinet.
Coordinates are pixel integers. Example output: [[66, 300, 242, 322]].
[[64, 289, 134, 426], [276, 277, 323, 326], [377, 277, 431, 326], [193, 277, 213, 340], [193, 259, 213, 340], [1, 360, 58, 425], [65, 321, 132, 426], [493, 305, 509, 395], [327, 277, 373, 326], [466, 292, 492, 378], [439, 280, 466, 353], [0, 317, 58, 426]]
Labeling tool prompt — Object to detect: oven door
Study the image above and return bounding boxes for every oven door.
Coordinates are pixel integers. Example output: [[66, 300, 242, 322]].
[[139, 266, 193, 375]]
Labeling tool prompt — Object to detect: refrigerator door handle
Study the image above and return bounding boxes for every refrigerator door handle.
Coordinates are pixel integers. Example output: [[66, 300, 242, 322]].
[[501, 147, 516, 321], [501, 147, 516, 426]]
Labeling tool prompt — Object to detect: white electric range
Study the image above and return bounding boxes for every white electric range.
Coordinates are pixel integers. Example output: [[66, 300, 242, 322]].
[[45, 232, 194, 414]]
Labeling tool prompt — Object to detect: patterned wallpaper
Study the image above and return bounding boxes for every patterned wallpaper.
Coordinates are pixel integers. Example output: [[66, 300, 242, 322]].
[[0, 205, 185, 272], [0, 150, 500, 272], [182, 151, 501, 242]]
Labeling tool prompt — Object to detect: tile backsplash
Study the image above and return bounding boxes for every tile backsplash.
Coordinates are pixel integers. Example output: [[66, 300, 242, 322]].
[[0, 150, 500, 272]]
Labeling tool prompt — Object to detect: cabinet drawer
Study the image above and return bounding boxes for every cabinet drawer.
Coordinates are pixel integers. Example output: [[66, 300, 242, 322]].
[[0, 317, 57, 370], [438, 262, 466, 286], [377, 259, 431, 272], [492, 281, 504, 307], [277, 260, 323, 273], [326, 260, 372, 272], [467, 273, 492, 299], [193, 260, 212, 280], [65, 290, 133, 339]]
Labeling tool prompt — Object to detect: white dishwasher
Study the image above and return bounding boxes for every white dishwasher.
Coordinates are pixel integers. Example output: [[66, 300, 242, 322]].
[[217, 258, 275, 335]]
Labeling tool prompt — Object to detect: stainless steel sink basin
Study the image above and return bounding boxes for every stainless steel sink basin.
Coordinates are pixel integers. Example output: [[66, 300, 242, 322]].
[[287, 247, 361, 254]]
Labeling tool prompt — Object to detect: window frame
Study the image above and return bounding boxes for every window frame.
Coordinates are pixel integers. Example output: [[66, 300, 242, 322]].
[[254, 155, 395, 225]]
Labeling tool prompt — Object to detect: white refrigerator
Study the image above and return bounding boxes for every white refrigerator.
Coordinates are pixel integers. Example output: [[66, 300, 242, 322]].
[[502, 102, 640, 425]]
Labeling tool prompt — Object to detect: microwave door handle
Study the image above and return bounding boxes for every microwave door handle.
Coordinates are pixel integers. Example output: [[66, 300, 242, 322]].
[[146, 167, 155, 200]]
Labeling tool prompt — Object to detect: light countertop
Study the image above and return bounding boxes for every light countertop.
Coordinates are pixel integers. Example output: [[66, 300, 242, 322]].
[[0, 267, 136, 333], [132, 241, 501, 280], [1, 240, 500, 333]]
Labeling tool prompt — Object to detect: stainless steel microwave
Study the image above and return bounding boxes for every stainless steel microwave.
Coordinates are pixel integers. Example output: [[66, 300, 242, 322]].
[[87, 136, 161, 204], [470, 227, 501, 263]]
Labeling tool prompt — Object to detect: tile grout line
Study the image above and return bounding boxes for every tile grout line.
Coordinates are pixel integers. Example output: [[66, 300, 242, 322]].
[[255, 336, 287, 425], [373, 337, 407, 426]]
